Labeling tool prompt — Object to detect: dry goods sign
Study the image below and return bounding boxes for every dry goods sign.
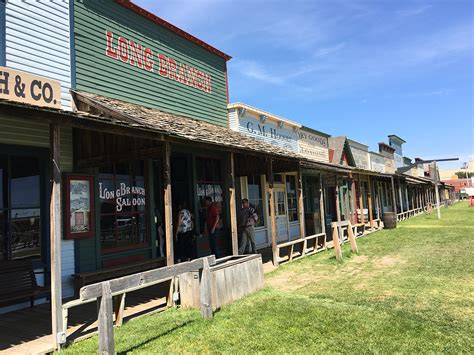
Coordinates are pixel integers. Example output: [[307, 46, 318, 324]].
[[0, 66, 61, 109]]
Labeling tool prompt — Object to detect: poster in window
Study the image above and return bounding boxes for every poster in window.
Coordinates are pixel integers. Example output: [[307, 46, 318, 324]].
[[64, 174, 95, 239]]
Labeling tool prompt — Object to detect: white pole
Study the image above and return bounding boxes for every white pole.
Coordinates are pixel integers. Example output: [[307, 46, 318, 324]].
[[434, 161, 441, 219]]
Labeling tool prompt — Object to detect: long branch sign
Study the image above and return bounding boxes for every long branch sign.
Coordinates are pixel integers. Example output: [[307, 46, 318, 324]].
[[0, 66, 61, 109], [105, 31, 212, 94]]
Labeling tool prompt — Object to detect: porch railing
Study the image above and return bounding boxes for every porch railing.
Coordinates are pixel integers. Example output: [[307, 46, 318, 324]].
[[61, 255, 216, 354]]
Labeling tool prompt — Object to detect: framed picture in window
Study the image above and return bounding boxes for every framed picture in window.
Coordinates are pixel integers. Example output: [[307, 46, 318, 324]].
[[63, 174, 95, 239]]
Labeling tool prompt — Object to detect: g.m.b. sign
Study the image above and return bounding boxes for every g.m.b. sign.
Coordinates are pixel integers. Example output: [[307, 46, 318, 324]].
[[0, 67, 61, 109]]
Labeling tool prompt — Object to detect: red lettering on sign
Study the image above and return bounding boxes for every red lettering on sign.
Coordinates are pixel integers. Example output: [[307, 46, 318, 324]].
[[178, 63, 186, 84], [129, 41, 143, 68], [158, 54, 168, 77], [187, 66, 196, 88], [144, 48, 154, 72], [168, 58, 179, 81], [118, 37, 129, 63], [196, 70, 203, 90], [104, 30, 212, 94], [105, 31, 118, 59]]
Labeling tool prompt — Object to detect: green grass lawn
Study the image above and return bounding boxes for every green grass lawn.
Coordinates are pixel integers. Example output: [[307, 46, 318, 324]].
[[63, 202, 474, 354]]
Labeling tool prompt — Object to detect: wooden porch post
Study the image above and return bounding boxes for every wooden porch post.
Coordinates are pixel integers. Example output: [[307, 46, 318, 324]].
[[335, 176, 342, 238], [398, 179, 404, 213], [50, 123, 64, 349], [297, 166, 306, 240], [163, 141, 174, 266], [405, 185, 410, 212], [268, 159, 278, 266], [229, 152, 238, 255], [390, 176, 397, 213], [367, 176, 374, 229], [319, 173, 326, 246], [358, 175, 364, 223], [351, 178, 357, 224]]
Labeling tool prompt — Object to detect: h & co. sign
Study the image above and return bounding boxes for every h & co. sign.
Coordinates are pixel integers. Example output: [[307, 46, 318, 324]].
[[0, 67, 61, 109]]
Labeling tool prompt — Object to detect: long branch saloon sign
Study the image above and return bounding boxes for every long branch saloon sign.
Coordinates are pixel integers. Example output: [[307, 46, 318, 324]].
[[99, 182, 146, 212], [105, 31, 212, 94], [0, 67, 61, 109]]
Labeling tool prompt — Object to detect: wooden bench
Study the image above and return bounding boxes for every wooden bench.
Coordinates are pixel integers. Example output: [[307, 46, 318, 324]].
[[352, 222, 366, 237], [0, 260, 50, 307], [73, 258, 165, 297], [275, 232, 326, 264]]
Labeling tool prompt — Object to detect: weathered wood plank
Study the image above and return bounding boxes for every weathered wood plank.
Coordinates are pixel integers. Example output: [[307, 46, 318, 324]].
[[50, 123, 64, 349], [163, 141, 174, 266], [80, 256, 215, 301], [347, 222, 359, 253], [229, 152, 239, 255], [200, 258, 213, 319], [98, 282, 114, 355], [331, 223, 343, 261], [114, 293, 126, 327]]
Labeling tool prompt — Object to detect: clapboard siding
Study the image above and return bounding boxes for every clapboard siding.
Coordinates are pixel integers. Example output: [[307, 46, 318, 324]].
[[73, 0, 228, 126], [228, 108, 239, 131], [5, 1, 72, 110]]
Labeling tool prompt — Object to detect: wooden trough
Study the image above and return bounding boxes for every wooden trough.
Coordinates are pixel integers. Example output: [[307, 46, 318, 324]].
[[180, 254, 264, 311]]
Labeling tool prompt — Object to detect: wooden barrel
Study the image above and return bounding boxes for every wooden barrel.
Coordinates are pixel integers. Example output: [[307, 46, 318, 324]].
[[383, 212, 397, 229]]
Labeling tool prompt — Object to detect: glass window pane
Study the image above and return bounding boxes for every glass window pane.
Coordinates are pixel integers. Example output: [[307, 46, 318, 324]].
[[10, 208, 41, 260], [100, 214, 116, 250], [10, 156, 40, 208]]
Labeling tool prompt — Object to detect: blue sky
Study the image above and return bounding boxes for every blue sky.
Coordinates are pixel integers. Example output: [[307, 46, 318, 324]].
[[135, 0, 473, 169]]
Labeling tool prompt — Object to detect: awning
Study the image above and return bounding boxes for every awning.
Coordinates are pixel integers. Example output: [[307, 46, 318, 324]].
[[72, 90, 304, 161]]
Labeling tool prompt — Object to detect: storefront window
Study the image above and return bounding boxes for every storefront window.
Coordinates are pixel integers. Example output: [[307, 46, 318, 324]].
[[196, 157, 223, 232], [247, 175, 264, 227], [0, 154, 42, 261], [286, 175, 298, 222], [98, 161, 147, 253]]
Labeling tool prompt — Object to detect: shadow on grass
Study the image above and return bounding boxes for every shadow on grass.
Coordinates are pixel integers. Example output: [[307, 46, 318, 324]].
[[118, 319, 196, 354]]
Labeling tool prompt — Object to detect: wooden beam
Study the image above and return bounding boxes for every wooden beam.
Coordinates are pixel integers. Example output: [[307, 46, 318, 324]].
[[229, 152, 238, 255], [367, 177, 374, 229], [347, 222, 358, 253], [268, 159, 278, 266], [319, 173, 326, 246], [80, 256, 216, 300], [405, 184, 410, 211], [199, 257, 213, 319], [163, 141, 174, 266], [49, 123, 64, 349], [335, 176, 342, 239], [331, 223, 342, 261], [390, 176, 397, 213], [398, 179, 404, 213], [297, 167, 306, 240], [358, 176, 364, 224], [98, 282, 114, 355]]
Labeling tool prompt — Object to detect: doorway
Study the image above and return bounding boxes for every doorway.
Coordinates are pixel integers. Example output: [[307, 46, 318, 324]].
[[268, 186, 288, 243]]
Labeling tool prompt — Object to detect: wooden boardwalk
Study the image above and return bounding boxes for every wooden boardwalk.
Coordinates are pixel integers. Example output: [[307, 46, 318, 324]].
[[0, 284, 169, 354]]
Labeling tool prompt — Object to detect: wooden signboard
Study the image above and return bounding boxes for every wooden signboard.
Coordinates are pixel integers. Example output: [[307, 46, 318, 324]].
[[0, 66, 61, 109]]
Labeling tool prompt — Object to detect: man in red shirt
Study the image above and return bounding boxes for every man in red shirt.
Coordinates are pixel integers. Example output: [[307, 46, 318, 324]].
[[204, 196, 219, 257]]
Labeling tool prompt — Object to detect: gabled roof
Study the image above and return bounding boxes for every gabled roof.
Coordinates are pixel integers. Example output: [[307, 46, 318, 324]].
[[328, 136, 356, 167]]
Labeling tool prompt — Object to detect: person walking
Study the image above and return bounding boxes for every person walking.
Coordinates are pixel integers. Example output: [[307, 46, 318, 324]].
[[238, 198, 258, 254], [204, 196, 220, 257], [174, 202, 194, 263]]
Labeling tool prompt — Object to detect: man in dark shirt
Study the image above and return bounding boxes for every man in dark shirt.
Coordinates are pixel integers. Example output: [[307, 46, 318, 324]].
[[204, 196, 219, 257], [238, 198, 258, 254]]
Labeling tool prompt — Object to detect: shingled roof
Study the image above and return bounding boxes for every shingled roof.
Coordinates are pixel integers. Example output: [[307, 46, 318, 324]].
[[72, 91, 303, 160]]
